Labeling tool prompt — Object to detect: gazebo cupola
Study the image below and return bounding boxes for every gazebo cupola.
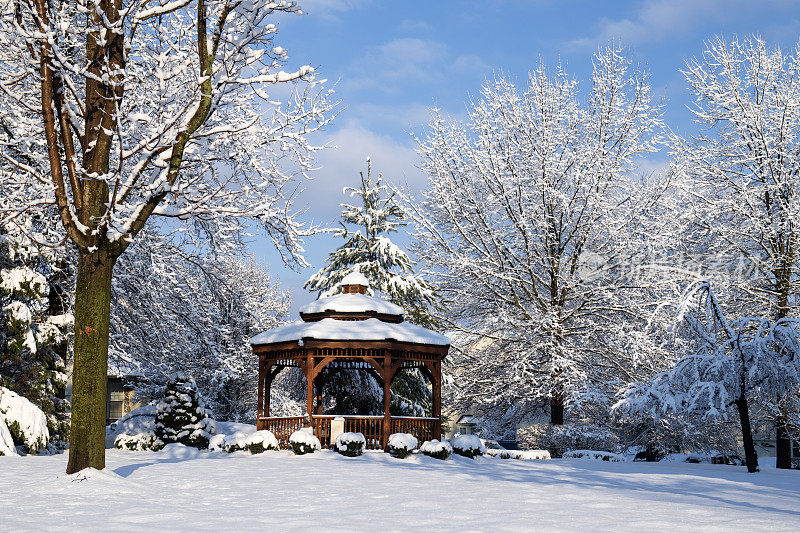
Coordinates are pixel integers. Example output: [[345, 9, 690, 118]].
[[250, 272, 448, 449]]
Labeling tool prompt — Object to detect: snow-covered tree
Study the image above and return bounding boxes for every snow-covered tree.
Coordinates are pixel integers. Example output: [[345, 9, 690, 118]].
[[154, 374, 215, 449], [400, 46, 666, 429], [675, 35, 800, 469], [305, 159, 436, 326], [110, 229, 291, 421], [0, 225, 72, 448], [615, 281, 800, 473], [0, 0, 335, 472]]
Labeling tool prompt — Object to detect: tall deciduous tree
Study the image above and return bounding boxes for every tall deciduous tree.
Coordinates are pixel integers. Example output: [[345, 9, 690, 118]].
[[677, 36, 800, 468], [0, 0, 334, 472], [400, 46, 665, 427]]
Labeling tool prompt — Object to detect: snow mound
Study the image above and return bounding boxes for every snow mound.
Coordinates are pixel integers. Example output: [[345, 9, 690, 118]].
[[106, 405, 156, 448], [289, 428, 321, 455], [451, 434, 486, 458], [0, 386, 49, 453], [562, 450, 624, 462], [486, 449, 551, 460], [335, 432, 366, 457], [420, 439, 452, 460]]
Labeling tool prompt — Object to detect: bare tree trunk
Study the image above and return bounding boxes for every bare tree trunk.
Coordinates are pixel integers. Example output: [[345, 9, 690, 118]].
[[66, 248, 116, 474], [550, 390, 564, 425], [735, 390, 759, 473], [776, 411, 792, 470]]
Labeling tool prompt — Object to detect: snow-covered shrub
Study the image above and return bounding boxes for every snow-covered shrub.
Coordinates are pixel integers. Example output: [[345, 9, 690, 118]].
[[154, 375, 215, 450], [0, 386, 49, 454], [106, 405, 157, 448], [420, 439, 452, 460], [0, 417, 16, 456], [245, 430, 280, 454], [289, 428, 321, 455], [387, 433, 418, 458], [450, 434, 486, 458], [562, 450, 624, 462], [518, 423, 619, 458], [487, 449, 551, 460], [335, 432, 366, 457], [114, 432, 163, 452], [213, 430, 280, 454]]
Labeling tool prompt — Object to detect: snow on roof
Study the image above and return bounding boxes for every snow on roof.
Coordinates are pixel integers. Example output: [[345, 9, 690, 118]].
[[299, 293, 404, 317], [250, 317, 450, 346], [457, 415, 479, 425], [341, 271, 370, 287]]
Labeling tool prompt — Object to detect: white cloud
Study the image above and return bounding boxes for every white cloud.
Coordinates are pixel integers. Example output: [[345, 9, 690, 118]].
[[298, 124, 426, 223], [566, 0, 775, 50], [297, 0, 370, 20], [398, 19, 433, 33]]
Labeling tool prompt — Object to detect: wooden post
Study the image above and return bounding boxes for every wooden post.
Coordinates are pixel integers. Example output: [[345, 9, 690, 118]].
[[306, 353, 314, 420], [257, 356, 265, 423], [382, 353, 392, 449], [432, 362, 442, 440]]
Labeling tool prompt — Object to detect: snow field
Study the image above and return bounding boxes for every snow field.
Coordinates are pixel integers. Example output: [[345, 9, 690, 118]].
[[2, 448, 799, 532]]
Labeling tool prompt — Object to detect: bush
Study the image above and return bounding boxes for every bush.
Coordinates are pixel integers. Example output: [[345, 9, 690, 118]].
[[289, 428, 321, 455], [420, 439, 452, 460], [387, 433, 418, 458], [208, 429, 279, 454], [0, 386, 49, 454], [451, 434, 486, 458], [114, 432, 164, 451], [562, 450, 624, 462], [335, 432, 366, 457], [486, 449, 551, 460], [154, 375, 215, 450], [517, 423, 619, 458]]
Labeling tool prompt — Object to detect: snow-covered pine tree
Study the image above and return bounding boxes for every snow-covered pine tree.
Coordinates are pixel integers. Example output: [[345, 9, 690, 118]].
[[0, 225, 71, 449], [305, 160, 437, 416], [154, 375, 215, 450], [305, 159, 437, 327]]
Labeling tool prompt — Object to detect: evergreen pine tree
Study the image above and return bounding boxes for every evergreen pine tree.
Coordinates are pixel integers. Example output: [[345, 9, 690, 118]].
[[305, 160, 439, 416], [154, 375, 215, 449], [0, 226, 71, 449], [305, 159, 437, 326]]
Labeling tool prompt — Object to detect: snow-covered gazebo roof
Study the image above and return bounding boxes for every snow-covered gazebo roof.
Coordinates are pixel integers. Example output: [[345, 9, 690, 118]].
[[249, 317, 449, 346], [250, 273, 447, 346]]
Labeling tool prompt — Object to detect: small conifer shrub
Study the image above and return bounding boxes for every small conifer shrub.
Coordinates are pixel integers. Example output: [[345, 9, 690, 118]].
[[153, 374, 215, 449]]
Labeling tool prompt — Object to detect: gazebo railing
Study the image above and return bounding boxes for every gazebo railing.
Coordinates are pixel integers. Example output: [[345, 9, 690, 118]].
[[259, 415, 439, 451], [390, 416, 438, 445], [259, 416, 304, 448]]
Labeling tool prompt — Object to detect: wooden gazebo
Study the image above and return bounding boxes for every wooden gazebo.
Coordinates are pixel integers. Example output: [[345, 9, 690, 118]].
[[250, 272, 449, 449]]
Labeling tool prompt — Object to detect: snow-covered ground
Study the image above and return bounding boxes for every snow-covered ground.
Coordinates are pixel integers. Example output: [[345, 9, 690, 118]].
[[2, 448, 799, 532]]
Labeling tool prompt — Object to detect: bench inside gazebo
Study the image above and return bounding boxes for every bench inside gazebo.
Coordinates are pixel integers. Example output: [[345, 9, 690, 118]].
[[250, 272, 449, 449]]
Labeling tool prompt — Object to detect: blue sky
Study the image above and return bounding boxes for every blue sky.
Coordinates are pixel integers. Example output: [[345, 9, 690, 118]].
[[257, 0, 800, 313]]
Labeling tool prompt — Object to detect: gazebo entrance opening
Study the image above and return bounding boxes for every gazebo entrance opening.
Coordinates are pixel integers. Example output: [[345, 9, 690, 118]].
[[251, 272, 449, 449]]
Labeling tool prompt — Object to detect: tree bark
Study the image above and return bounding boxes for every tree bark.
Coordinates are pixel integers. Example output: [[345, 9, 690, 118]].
[[735, 391, 759, 473], [776, 413, 792, 470], [66, 248, 116, 474], [550, 391, 564, 425]]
